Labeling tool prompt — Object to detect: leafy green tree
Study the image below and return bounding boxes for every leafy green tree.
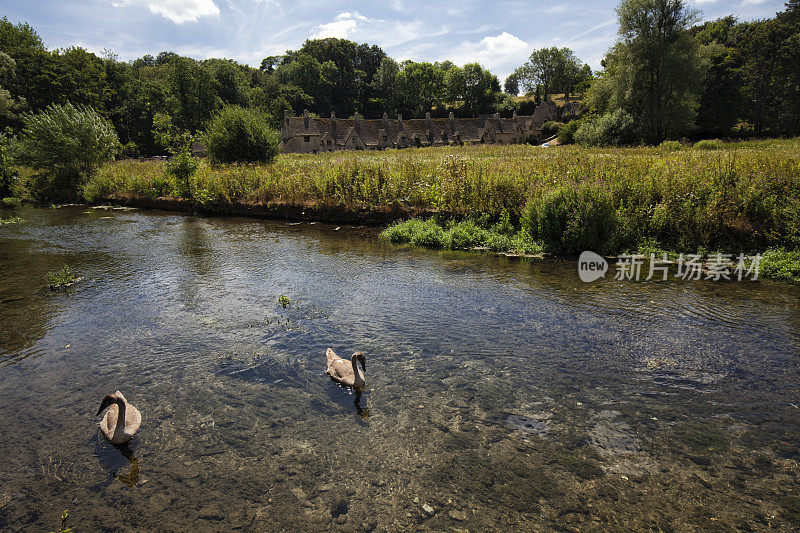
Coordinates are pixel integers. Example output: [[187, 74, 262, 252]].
[[205, 105, 279, 164], [587, 0, 705, 143], [13, 102, 120, 199], [504, 73, 519, 95], [169, 57, 220, 132], [515, 47, 591, 99], [445, 63, 501, 116], [369, 57, 400, 115], [396, 61, 445, 116], [0, 52, 26, 122], [0, 128, 19, 197]]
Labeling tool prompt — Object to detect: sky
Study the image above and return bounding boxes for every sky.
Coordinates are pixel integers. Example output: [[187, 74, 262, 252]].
[[0, 0, 789, 81]]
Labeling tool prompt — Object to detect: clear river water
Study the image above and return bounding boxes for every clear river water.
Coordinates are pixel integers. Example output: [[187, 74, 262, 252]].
[[1, 205, 799, 531]]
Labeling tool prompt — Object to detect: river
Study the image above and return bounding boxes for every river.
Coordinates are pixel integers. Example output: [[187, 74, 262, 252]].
[[1, 205, 799, 531]]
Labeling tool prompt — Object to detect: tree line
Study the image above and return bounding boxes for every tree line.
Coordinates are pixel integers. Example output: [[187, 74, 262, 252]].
[[0, 0, 798, 159]]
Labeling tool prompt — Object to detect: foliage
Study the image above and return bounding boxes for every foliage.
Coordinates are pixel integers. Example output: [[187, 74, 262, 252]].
[[659, 140, 683, 152], [693, 139, 722, 150], [514, 47, 592, 99], [557, 119, 583, 145], [542, 121, 565, 138], [760, 248, 800, 283], [84, 139, 800, 258], [0, 127, 19, 197], [379, 216, 544, 255], [165, 147, 197, 199], [574, 109, 636, 147], [46, 265, 79, 290], [205, 105, 280, 164], [0, 215, 22, 224], [521, 183, 618, 254], [587, 0, 705, 143], [13, 102, 120, 200]]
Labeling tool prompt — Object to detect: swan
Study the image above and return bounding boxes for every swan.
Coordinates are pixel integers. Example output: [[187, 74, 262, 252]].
[[96, 390, 141, 444], [325, 348, 366, 390]]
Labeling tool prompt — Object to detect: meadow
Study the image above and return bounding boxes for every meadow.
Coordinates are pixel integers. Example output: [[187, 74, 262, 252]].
[[79, 139, 800, 281]]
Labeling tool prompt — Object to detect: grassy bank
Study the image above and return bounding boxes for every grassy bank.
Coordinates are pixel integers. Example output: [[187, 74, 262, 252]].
[[75, 139, 800, 280]]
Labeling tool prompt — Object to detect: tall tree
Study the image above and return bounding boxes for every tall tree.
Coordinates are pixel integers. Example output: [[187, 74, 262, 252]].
[[515, 47, 590, 99], [588, 0, 705, 142]]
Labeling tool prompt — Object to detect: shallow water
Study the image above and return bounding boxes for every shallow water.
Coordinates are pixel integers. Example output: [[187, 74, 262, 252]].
[[1, 205, 799, 531]]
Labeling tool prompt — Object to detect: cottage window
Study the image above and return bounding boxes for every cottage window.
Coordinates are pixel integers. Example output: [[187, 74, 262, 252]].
[[304, 136, 310, 143]]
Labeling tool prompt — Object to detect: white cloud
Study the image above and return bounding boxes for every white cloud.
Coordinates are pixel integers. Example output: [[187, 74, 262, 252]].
[[111, 0, 220, 24], [311, 11, 368, 39], [444, 32, 530, 79]]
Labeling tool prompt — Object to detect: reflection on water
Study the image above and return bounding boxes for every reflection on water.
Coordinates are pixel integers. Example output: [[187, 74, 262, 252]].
[[1, 205, 799, 531]]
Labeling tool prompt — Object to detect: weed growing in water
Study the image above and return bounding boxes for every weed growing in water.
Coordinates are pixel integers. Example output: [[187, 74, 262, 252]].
[[46, 265, 80, 290]]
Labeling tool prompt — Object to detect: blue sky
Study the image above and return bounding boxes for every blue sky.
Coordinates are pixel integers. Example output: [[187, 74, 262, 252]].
[[0, 0, 789, 80]]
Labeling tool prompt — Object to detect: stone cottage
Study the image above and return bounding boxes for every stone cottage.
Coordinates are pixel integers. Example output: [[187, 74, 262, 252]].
[[280, 101, 563, 154]]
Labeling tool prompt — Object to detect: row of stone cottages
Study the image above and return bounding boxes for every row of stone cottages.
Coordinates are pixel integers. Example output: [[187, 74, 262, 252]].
[[279, 100, 578, 153]]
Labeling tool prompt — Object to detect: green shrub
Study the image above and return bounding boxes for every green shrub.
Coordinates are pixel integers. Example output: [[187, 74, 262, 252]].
[[166, 148, 198, 198], [574, 109, 636, 147], [557, 119, 582, 145], [659, 140, 683, 152], [2, 197, 21, 208], [760, 248, 800, 283], [205, 105, 280, 164], [542, 121, 565, 138], [522, 184, 617, 254], [12, 102, 120, 200], [694, 139, 723, 150]]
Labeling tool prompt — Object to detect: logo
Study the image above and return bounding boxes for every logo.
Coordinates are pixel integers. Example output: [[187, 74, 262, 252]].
[[578, 251, 608, 282]]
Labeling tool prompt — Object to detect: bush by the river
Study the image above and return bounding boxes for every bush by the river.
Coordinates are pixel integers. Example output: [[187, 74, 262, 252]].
[[13, 102, 120, 200], [380, 215, 543, 255], [760, 248, 800, 283], [205, 106, 280, 164]]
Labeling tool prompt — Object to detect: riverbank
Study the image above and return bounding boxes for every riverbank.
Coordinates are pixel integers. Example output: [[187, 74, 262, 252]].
[[9, 138, 800, 281]]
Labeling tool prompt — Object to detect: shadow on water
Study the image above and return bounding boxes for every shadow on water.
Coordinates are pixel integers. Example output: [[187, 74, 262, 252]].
[[92, 434, 141, 487]]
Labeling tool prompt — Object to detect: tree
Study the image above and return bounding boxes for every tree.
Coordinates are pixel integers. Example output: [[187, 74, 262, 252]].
[[260, 55, 282, 73], [587, 0, 705, 143], [169, 57, 220, 132], [396, 61, 445, 116], [13, 102, 120, 199], [515, 47, 591, 99], [504, 73, 519, 95]]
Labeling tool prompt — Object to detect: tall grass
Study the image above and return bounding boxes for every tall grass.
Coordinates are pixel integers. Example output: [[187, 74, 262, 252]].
[[83, 139, 800, 254]]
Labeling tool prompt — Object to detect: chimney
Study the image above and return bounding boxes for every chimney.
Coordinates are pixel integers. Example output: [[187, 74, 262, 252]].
[[303, 109, 309, 129], [284, 109, 290, 122], [383, 112, 388, 120], [331, 111, 336, 119], [425, 112, 431, 119], [354, 112, 361, 134], [494, 112, 499, 119], [449, 112, 454, 120], [397, 114, 403, 127]]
